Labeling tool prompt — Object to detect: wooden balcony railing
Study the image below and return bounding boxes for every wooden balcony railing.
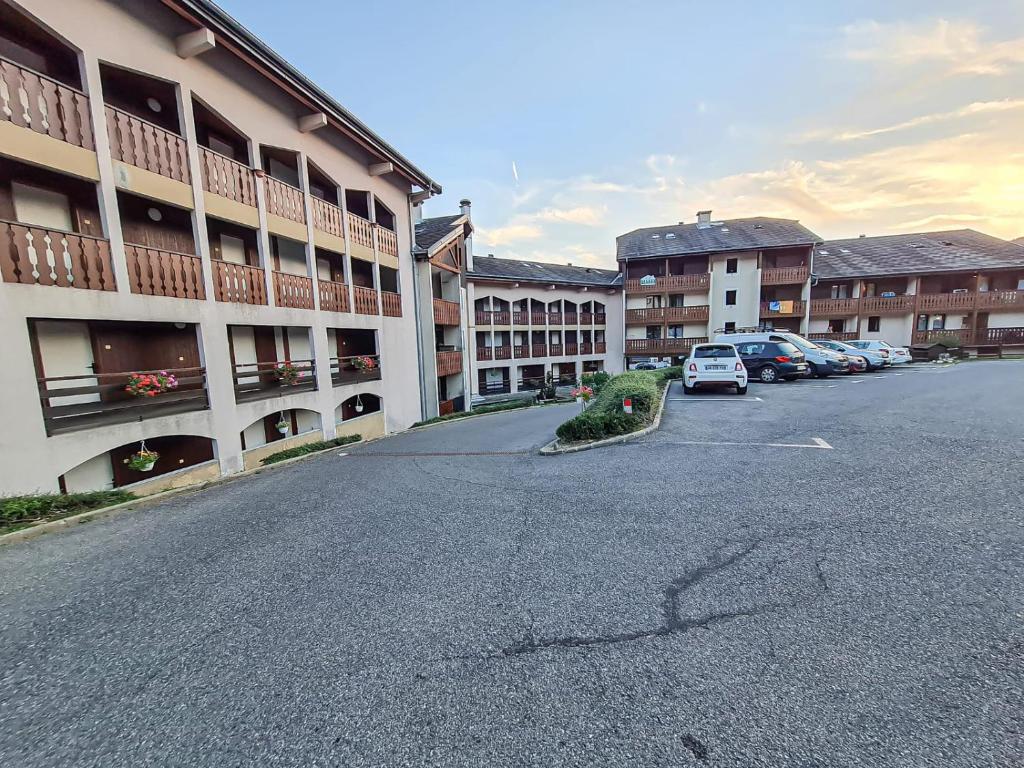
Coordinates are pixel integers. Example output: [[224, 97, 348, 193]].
[[125, 244, 204, 299], [105, 105, 189, 183], [564, 343, 579, 355], [318, 279, 350, 313], [198, 147, 256, 206], [665, 305, 710, 322], [273, 271, 314, 309], [436, 350, 463, 377], [381, 290, 402, 317], [808, 331, 858, 342], [531, 313, 547, 324], [978, 290, 1024, 309], [563, 312, 579, 324], [0, 221, 115, 291], [512, 310, 529, 324], [376, 225, 398, 257], [233, 359, 316, 403], [626, 337, 706, 354], [759, 300, 806, 316], [917, 292, 982, 312], [626, 307, 666, 323], [330, 354, 382, 386], [595, 342, 607, 353], [580, 312, 594, 324], [547, 312, 563, 325], [212, 261, 267, 305], [347, 213, 373, 249], [911, 328, 975, 347], [625, 273, 710, 293], [531, 343, 547, 357], [912, 327, 1024, 347], [38, 366, 208, 436], [595, 313, 607, 324], [979, 326, 1024, 345], [0, 57, 94, 150], [859, 295, 915, 314], [476, 346, 493, 361], [311, 196, 343, 237], [809, 298, 859, 316], [353, 285, 379, 315], [549, 344, 563, 356], [513, 344, 528, 357], [761, 265, 809, 285], [494, 345, 512, 360], [433, 298, 460, 325], [479, 380, 511, 395], [476, 310, 510, 324], [580, 342, 593, 354], [262, 175, 305, 223]]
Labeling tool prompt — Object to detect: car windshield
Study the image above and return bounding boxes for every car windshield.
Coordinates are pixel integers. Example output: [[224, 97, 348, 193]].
[[850, 341, 868, 349], [878, 341, 893, 348], [694, 345, 735, 358], [786, 335, 821, 350]]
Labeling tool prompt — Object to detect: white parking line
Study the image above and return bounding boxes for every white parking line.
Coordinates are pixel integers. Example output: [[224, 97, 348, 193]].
[[669, 396, 764, 402], [661, 437, 833, 450]]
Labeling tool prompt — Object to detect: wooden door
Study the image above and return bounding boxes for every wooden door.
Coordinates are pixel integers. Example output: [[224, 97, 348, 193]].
[[253, 326, 277, 384], [110, 435, 214, 488]]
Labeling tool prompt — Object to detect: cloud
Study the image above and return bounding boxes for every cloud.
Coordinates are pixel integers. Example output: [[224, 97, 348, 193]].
[[475, 205, 605, 249], [476, 223, 543, 247], [839, 18, 1024, 76], [807, 99, 1024, 143], [529, 205, 604, 225]]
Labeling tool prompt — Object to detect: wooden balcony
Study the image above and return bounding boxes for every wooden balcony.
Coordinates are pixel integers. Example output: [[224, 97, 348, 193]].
[[476, 310, 510, 325], [564, 312, 578, 324], [858, 295, 915, 314], [381, 290, 402, 317], [913, 327, 1024, 347], [273, 271, 314, 309], [233, 359, 316, 402], [549, 344, 563, 356], [595, 313, 607, 324], [626, 337, 706, 355], [809, 298, 859, 317], [479, 380, 511, 395], [580, 343, 593, 354], [495, 345, 512, 360], [547, 312, 563, 325], [436, 350, 463, 377], [476, 346, 493, 361], [199, 147, 257, 206], [330, 354, 382, 386], [626, 308, 664, 324], [759, 300, 806, 317], [0, 221, 115, 291], [513, 344, 528, 357], [125, 244, 204, 299], [38, 366, 208, 435], [666, 305, 709, 322], [376, 225, 398, 258], [433, 298, 460, 325], [917, 292, 983, 312], [808, 331, 858, 342], [353, 285, 379, 315], [761, 265, 809, 285], [512, 310, 529, 324], [105, 105, 189, 183], [262, 176, 305, 224], [978, 290, 1024, 309], [595, 342, 607, 353], [625, 272, 710, 294], [311, 196, 344, 237], [564, 343, 579, 355], [531, 313, 547, 324], [212, 261, 267, 305], [531, 343, 547, 357], [580, 312, 594, 324], [347, 212, 374, 249], [318, 279, 350, 313], [0, 57, 94, 150]]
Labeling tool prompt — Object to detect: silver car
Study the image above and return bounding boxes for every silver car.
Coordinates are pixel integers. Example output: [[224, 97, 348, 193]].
[[816, 339, 887, 371]]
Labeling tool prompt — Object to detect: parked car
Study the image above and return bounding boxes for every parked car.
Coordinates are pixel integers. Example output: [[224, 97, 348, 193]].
[[683, 343, 747, 395], [734, 340, 807, 383], [630, 360, 671, 370], [850, 339, 911, 365], [814, 339, 879, 371], [715, 331, 849, 377]]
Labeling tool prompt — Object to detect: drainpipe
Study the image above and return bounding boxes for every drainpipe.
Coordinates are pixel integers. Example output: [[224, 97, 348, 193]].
[[407, 195, 429, 422]]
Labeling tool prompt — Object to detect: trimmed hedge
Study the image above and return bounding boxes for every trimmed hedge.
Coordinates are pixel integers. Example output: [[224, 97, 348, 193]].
[[556, 371, 662, 443], [1, 490, 135, 533], [580, 371, 611, 392], [411, 399, 533, 428], [261, 434, 362, 465]]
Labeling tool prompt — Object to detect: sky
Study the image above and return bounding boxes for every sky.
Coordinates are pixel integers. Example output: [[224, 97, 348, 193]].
[[220, 0, 1024, 269]]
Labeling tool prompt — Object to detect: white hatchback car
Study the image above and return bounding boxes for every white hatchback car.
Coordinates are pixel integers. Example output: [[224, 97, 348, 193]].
[[850, 339, 912, 365], [683, 342, 748, 395]]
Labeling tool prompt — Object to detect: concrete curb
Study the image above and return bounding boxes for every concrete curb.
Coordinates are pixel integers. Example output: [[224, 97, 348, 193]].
[[0, 435, 377, 548], [406, 399, 575, 432], [538, 382, 672, 456]]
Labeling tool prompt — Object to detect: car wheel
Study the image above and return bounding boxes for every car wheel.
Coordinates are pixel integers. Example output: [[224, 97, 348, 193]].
[[758, 366, 778, 383], [736, 384, 747, 395], [683, 382, 695, 395], [807, 362, 819, 377]]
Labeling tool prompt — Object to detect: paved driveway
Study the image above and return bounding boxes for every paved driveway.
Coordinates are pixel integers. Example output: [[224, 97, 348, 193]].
[[1, 363, 1021, 767]]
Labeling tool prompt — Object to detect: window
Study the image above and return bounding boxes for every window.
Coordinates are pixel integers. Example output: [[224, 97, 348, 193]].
[[725, 290, 737, 306], [645, 325, 661, 339], [867, 316, 880, 332], [695, 345, 736, 358], [724, 321, 736, 332], [830, 284, 848, 299], [645, 295, 662, 309], [726, 258, 738, 274], [667, 325, 684, 339], [930, 314, 946, 330], [916, 314, 928, 331]]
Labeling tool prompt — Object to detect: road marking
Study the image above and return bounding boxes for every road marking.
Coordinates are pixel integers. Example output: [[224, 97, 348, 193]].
[[812, 437, 833, 449], [337, 452, 350, 456], [659, 437, 833, 450], [799, 384, 837, 389], [669, 396, 763, 402], [872, 375, 888, 379]]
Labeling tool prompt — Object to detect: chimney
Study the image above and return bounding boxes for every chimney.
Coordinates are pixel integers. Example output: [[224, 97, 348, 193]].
[[412, 203, 423, 224], [460, 198, 472, 219], [696, 210, 712, 227]]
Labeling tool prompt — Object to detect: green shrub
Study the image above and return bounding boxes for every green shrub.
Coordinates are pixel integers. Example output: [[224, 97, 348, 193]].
[[933, 336, 962, 349], [592, 371, 660, 418], [261, 434, 361, 465], [1, 490, 134, 531], [581, 371, 611, 392], [411, 399, 532, 428], [657, 365, 683, 381], [554, 370, 663, 443]]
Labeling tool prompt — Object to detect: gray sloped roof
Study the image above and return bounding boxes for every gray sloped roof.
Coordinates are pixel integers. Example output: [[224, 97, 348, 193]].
[[616, 217, 822, 261], [1013, 236, 1024, 245], [469, 255, 622, 287], [815, 230, 1024, 279], [414, 215, 463, 253]]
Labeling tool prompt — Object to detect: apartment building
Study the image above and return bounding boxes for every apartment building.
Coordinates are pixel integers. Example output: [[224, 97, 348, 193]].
[[809, 230, 1024, 349], [466, 255, 623, 398], [0, 0, 443, 495], [617, 211, 822, 364]]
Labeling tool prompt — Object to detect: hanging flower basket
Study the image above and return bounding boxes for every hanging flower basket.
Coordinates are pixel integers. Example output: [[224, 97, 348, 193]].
[[274, 361, 299, 385], [276, 419, 290, 435], [124, 448, 160, 472], [351, 355, 377, 372], [125, 371, 178, 398]]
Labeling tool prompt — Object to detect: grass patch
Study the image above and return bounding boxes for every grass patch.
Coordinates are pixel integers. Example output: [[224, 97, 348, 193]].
[[555, 370, 668, 444], [1, 490, 135, 534], [411, 399, 534, 428], [261, 434, 362, 465]]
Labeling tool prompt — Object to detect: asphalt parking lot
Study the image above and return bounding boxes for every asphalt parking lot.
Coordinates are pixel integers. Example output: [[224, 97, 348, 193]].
[[1, 361, 1021, 767]]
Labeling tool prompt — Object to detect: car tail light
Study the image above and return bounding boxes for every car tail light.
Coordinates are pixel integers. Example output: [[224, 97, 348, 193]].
[[735, 362, 744, 371], [688, 363, 697, 372], [775, 355, 791, 363]]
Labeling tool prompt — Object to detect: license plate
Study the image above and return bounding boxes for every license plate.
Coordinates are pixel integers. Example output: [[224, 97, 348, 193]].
[[706, 365, 727, 371], [795, 364, 807, 370]]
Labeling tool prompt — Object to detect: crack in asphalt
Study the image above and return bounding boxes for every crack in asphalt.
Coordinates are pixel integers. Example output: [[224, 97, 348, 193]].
[[814, 556, 830, 593]]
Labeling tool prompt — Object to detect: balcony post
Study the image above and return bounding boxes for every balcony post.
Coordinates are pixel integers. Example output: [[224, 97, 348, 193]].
[[368, 200, 384, 316], [296, 152, 321, 312], [177, 84, 218, 303], [250, 146, 277, 306], [80, 53, 130, 293]]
